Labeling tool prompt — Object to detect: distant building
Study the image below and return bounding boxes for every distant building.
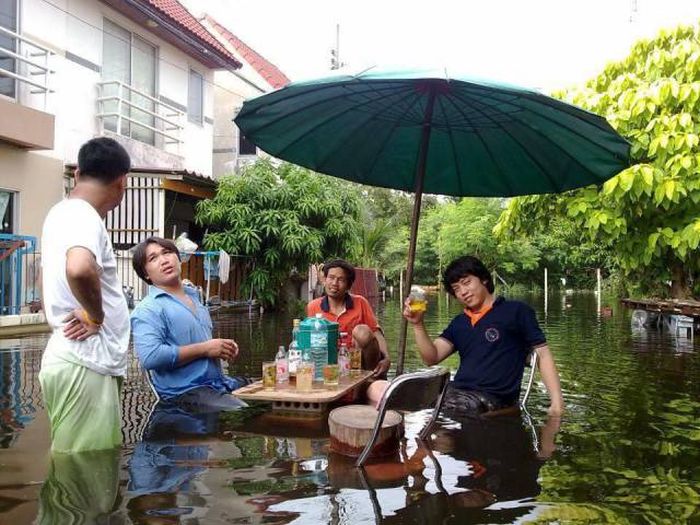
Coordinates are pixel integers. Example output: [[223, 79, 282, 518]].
[[200, 14, 290, 177]]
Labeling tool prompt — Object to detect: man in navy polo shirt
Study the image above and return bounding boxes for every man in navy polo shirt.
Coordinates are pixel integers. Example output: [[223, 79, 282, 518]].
[[403, 255, 564, 416]]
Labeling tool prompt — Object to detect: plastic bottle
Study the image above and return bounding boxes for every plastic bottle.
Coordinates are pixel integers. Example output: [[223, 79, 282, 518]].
[[288, 319, 301, 375], [275, 345, 289, 384], [310, 313, 328, 379], [338, 342, 350, 377]]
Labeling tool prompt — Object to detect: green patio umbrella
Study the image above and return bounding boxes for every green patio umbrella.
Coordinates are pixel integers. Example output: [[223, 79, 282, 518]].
[[234, 67, 631, 374]]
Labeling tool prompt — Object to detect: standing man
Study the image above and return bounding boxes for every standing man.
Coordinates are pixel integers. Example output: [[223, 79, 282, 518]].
[[130, 237, 248, 409], [307, 259, 390, 378], [403, 255, 564, 416], [39, 137, 131, 453]]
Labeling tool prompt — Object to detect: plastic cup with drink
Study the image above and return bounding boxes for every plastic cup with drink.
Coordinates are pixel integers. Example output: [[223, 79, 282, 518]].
[[408, 285, 427, 313], [262, 361, 276, 389], [323, 363, 340, 386], [296, 362, 314, 392]]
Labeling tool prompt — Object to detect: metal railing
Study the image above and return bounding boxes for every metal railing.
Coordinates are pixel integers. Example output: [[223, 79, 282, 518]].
[[0, 25, 55, 109], [96, 80, 185, 151], [0, 234, 40, 316]]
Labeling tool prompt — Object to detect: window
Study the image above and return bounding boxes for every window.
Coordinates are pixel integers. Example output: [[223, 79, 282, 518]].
[[0, 190, 15, 234], [0, 0, 18, 99], [238, 133, 257, 156], [188, 69, 203, 125], [102, 19, 157, 145]]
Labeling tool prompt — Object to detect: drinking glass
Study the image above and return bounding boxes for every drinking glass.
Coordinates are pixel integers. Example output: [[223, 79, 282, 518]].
[[262, 361, 276, 389], [296, 362, 314, 392], [323, 364, 340, 386]]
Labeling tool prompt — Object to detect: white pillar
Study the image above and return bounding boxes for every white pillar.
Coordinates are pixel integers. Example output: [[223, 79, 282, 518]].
[[544, 267, 548, 317], [597, 267, 602, 313]]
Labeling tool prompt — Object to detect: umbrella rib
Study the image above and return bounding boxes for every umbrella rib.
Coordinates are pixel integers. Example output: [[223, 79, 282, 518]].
[[436, 96, 465, 195], [442, 92, 519, 195], [274, 85, 416, 161], [459, 86, 628, 160], [238, 82, 412, 136], [449, 91, 604, 192], [316, 88, 426, 176], [361, 89, 428, 187], [449, 91, 564, 192]]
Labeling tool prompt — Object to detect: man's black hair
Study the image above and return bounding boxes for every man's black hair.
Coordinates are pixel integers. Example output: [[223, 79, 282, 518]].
[[77, 137, 131, 183], [322, 259, 356, 287], [443, 255, 495, 295]]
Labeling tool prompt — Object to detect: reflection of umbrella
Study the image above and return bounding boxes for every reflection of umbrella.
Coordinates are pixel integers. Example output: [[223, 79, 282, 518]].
[[235, 67, 630, 374]]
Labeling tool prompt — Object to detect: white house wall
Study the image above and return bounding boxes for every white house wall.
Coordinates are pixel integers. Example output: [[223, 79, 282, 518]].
[[15, 0, 215, 175]]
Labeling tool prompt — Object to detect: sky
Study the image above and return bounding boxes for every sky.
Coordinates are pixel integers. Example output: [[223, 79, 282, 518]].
[[190, 0, 700, 92]]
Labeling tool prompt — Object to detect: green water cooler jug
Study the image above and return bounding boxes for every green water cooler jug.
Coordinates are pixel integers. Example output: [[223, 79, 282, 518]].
[[298, 314, 339, 364]]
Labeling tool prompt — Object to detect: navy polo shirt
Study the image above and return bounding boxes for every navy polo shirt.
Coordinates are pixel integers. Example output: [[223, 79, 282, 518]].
[[439, 296, 546, 405]]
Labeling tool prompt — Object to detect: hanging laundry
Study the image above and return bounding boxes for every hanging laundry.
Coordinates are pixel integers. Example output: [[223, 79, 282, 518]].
[[219, 250, 231, 284]]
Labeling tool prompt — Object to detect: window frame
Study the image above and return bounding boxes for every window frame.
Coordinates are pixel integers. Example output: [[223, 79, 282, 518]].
[[187, 68, 204, 126]]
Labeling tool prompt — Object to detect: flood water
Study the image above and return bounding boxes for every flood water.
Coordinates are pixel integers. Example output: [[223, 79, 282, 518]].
[[1, 292, 699, 524]]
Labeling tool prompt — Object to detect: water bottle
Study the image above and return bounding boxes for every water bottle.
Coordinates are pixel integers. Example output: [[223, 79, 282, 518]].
[[311, 345, 327, 381], [288, 319, 301, 375], [275, 345, 289, 384], [338, 342, 350, 377], [310, 313, 326, 347]]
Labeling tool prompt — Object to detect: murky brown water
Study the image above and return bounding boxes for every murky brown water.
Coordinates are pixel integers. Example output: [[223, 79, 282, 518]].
[[1, 292, 699, 524]]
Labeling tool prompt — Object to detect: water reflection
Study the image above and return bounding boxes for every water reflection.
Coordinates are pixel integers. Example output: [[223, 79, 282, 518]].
[[37, 448, 120, 524], [1, 293, 699, 523], [127, 403, 221, 522]]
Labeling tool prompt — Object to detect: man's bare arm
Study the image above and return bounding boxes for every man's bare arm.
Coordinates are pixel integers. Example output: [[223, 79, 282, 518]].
[[65, 246, 104, 323], [412, 322, 454, 365], [535, 345, 564, 416]]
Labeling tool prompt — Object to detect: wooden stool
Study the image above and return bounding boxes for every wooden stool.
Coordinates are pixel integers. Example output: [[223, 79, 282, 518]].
[[329, 405, 403, 458]]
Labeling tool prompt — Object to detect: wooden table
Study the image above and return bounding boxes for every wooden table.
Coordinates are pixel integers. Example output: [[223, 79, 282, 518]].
[[232, 370, 374, 415]]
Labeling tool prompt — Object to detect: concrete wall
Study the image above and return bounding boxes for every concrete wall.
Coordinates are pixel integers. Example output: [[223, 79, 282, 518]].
[[0, 143, 64, 240]]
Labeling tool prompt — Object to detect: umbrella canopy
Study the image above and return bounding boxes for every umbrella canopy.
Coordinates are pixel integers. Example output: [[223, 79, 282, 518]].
[[235, 67, 631, 373]]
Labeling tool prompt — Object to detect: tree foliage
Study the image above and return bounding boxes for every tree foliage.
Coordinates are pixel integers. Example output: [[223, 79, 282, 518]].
[[497, 23, 700, 298], [196, 160, 363, 306]]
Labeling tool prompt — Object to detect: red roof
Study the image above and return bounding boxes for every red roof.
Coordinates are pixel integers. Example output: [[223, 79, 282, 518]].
[[141, 0, 242, 68], [204, 15, 290, 89]]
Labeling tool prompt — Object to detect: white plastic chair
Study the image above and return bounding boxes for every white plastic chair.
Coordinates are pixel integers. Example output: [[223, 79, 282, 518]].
[[356, 366, 450, 467], [519, 350, 539, 409]]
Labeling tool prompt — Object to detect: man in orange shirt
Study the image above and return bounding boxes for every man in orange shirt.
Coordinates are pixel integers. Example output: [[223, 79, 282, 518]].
[[307, 259, 391, 378]]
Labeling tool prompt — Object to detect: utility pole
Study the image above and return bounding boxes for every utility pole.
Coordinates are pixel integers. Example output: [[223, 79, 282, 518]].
[[330, 23, 344, 70]]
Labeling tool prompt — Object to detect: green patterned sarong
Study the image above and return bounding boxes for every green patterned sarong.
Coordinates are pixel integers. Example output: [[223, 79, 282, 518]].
[[39, 360, 122, 453]]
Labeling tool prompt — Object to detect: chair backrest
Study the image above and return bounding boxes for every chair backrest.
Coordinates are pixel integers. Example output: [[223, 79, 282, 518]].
[[520, 350, 539, 408], [377, 367, 450, 413]]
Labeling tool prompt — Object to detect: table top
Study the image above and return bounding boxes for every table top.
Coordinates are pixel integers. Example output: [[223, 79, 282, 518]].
[[232, 370, 374, 404]]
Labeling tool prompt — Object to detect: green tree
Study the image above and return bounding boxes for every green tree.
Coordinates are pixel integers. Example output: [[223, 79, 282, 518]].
[[497, 23, 700, 299], [196, 160, 363, 306], [436, 198, 540, 284]]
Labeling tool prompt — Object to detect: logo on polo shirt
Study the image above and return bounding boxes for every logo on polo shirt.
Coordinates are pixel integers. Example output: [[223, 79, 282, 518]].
[[485, 327, 500, 342]]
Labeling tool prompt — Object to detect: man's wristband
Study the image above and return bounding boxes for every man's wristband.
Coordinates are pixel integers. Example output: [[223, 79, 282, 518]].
[[83, 309, 103, 326]]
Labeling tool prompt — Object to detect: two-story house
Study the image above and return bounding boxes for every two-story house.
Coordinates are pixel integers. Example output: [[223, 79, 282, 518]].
[[0, 0, 243, 317], [200, 14, 290, 177]]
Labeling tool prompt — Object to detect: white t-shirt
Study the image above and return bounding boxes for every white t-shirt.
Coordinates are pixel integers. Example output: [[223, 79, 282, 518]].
[[41, 198, 130, 376]]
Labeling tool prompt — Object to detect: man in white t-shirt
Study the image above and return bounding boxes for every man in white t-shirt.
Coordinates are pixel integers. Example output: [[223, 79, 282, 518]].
[[39, 137, 131, 453]]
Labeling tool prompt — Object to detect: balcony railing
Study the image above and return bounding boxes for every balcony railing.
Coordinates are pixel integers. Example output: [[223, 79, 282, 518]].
[[97, 80, 185, 152], [0, 25, 55, 108]]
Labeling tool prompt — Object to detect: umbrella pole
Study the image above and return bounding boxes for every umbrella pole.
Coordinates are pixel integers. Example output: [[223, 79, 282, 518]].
[[396, 87, 436, 375]]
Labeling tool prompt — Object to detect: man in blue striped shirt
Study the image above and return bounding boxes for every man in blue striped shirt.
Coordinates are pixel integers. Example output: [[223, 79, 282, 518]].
[[130, 237, 248, 410]]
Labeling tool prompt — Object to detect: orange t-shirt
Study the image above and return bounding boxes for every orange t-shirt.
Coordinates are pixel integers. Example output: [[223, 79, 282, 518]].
[[464, 304, 493, 326], [306, 293, 379, 335]]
